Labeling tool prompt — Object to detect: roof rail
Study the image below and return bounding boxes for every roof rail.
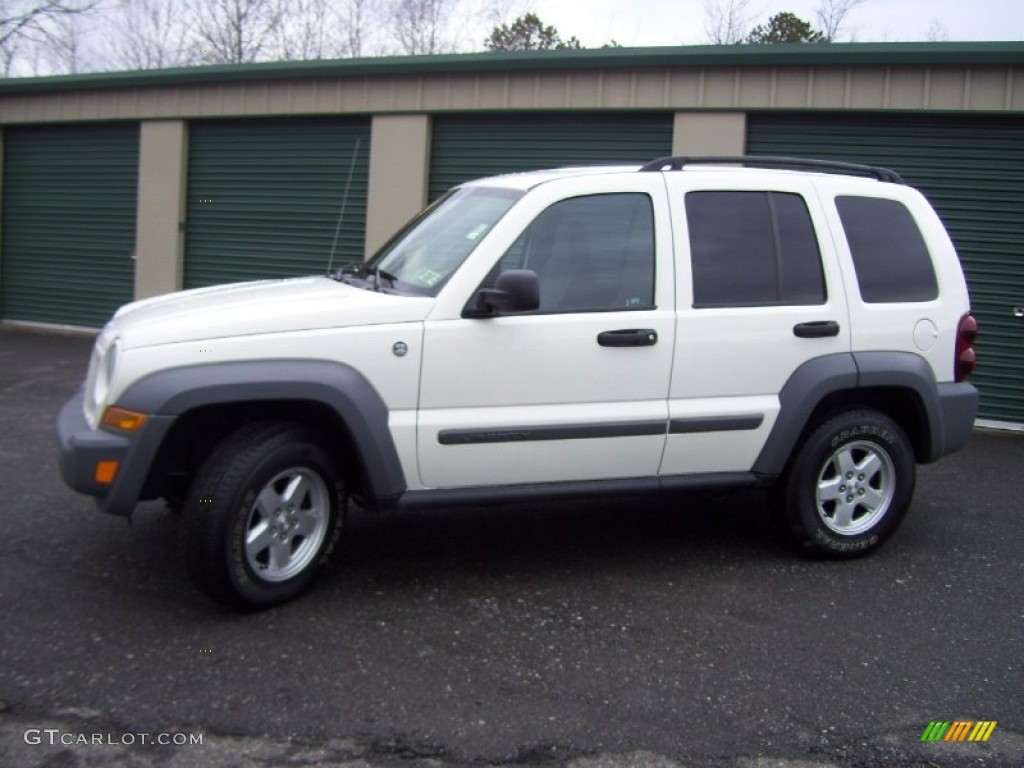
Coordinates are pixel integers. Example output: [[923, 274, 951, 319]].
[[638, 155, 905, 184]]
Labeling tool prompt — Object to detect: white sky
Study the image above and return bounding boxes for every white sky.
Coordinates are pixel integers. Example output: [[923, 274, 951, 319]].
[[514, 0, 1024, 47]]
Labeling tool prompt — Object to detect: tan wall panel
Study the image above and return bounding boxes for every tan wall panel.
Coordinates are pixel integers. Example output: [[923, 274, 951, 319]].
[[702, 68, 739, 107], [394, 78, 425, 110], [672, 112, 746, 156], [536, 73, 571, 109], [440, 74, 478, 110], [849, 67, 887, 109], [809, 69, 846, 108], [599, 71, 634, 108], [889, 69, 928, 109], [2, 64, 1022, 123], [473, 74, 505, 109], [635, 72, 667, 107], [968, 67, 1011, 110], [773, 68, 812, 108], [364, 114, 430, 258], [738, 70, 773, 108], [134, 120, 187, 300], [568, 72, 602, 108], [928, 68, 968, 110]]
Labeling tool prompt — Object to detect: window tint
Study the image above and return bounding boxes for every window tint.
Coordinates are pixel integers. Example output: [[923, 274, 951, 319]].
[[836, 196, 939, 303], [498, 193, 655, 312], [686, 191, 825, 307]]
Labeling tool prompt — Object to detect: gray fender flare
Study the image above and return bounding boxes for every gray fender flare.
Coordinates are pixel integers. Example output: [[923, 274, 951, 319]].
[[117, 359, 407, 504], [752, 352, 944, 476]]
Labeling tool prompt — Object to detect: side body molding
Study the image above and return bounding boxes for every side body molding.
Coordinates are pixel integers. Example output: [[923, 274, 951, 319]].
[[117, 360, 407, 504]]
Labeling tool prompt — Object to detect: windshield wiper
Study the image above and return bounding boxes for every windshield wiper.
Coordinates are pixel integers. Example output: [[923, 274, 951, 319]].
[[329, 262, 398, 293], [366, 265, 398, 292]]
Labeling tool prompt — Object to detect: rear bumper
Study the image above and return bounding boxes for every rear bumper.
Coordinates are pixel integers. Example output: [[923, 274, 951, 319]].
[[57, 391, 173, 516], [937, 381, 979, 458]]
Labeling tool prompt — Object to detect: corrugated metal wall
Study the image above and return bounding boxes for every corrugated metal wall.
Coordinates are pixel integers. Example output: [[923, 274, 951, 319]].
[[1, 123, 138, 327], [429, 113, 674, 200], [184, 118, 370, 289], [747, 114, 1024, 424]]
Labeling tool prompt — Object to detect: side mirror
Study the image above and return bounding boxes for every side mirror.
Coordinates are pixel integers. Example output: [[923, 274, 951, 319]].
[[466, 270, 540, 317]]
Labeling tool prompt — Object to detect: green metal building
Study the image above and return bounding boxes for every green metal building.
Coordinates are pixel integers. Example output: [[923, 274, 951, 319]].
[[0, 43, 1021, 424]]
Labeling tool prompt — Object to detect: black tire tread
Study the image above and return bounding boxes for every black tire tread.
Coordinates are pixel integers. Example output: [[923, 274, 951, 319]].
[[181, 420, 342, 610], [770, 408, 915, 560]]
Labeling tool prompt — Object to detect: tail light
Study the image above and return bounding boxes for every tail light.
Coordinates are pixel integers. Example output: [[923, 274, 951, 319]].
[[955, 313, 978, 382]]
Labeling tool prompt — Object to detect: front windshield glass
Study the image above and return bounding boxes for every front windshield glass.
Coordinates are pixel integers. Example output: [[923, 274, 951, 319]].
[[366, 186, 523, 295]]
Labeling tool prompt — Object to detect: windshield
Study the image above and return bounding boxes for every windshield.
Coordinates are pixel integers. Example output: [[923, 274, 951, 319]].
[[364, 186, 523, 296]]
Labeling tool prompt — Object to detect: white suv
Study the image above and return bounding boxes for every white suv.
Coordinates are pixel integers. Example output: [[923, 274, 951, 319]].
[[58, 156, 979, 609]]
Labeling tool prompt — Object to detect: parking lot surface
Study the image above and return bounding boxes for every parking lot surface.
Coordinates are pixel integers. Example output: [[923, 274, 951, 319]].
[[0, 326, 1021, 767]]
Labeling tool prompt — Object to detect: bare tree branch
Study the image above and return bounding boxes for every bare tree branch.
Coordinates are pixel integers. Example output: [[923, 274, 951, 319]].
[[1, 0, 98, 74], [338, 0, 383, 57], [816, 0, 867, 41], [41, 8, 90, 73], [703, 0, 752, 45], [391, 0, 456, 55], [188, 0, 285, 65], [276, 0, 330, 60], [106, 0, 195, 70]]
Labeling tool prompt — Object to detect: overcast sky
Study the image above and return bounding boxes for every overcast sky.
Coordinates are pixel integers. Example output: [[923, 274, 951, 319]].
[[522, 0, 1024, 47]]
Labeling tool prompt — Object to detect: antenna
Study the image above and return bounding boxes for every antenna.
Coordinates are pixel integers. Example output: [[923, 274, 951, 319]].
[[326, 137, 362, 276]]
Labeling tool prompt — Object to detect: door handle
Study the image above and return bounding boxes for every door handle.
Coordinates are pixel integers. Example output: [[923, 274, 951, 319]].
[[597, 329, 658, 347], [793, 321, 840, 338], [1014, 307, 1023, 318]]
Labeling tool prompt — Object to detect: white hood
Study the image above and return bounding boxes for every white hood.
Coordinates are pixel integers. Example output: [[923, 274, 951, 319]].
[[110, 276, 433, 349]]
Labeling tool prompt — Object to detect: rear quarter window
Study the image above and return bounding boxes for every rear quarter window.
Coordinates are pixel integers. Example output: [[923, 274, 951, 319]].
[[836, 196, 939, 303]]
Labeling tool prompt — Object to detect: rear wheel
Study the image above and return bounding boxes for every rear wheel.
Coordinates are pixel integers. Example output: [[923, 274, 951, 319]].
[[181, 421, 344, 610], [771, 409, 915, 558]]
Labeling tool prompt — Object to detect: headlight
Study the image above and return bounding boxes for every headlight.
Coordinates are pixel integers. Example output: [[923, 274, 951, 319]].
[[85, 337, 120, 429]]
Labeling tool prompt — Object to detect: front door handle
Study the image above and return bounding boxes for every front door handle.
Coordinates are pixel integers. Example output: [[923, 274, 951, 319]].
[[597, 329, 658, 347], [793, 321, 840, 338]]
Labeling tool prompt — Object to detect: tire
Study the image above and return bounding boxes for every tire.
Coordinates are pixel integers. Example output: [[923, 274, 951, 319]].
[[181, 421, 344, 610], [770, 409, 915, 558]]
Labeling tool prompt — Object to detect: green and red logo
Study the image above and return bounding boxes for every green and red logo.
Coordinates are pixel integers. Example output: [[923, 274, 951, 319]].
[[921, 721, 997, 742]]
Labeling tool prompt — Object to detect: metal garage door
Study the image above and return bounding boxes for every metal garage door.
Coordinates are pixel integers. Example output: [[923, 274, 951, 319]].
[[429, 113, 674, 200], [1, 123, 139, 328], [184, 118, 370, 289], [747, 114, 1024, 424]]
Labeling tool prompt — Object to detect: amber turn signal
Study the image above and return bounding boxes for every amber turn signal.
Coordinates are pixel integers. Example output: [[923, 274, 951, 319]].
[[95, 460, 119, 484], [101, 406, 149, 431]]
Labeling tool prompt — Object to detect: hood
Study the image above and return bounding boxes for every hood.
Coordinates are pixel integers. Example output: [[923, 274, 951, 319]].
[[110, 276, 434, 349]]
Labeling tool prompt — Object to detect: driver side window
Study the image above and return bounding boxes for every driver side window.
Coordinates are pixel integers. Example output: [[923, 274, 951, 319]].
[[496, 193, 656, 313]]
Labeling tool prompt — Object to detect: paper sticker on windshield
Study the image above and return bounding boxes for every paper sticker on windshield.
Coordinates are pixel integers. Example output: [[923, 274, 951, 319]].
[[418, 268, 444, 287], [465, 223, 489, 241]]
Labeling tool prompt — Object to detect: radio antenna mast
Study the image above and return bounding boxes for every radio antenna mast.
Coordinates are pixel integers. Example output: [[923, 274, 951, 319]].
[[326, 137, 362, 276]]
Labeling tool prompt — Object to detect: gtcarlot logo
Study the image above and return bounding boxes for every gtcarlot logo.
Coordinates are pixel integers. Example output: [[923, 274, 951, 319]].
[[921, 720, 997, 742], [24, 729, 203, 746]]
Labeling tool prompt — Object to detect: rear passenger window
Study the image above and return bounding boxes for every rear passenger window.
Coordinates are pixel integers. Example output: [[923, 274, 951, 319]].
[[686, 191, 825, 308], [836, 196, 939, 303]]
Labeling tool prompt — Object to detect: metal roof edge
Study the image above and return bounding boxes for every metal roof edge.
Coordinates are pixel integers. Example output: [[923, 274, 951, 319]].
[[2, 42, 1023, 95]]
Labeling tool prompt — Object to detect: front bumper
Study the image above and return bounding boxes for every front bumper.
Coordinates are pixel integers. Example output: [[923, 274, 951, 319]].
[[57, 391, 173, 516]]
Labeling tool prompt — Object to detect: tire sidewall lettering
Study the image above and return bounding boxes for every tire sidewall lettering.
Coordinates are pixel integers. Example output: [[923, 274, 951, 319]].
[[830, 425, 895, 450]]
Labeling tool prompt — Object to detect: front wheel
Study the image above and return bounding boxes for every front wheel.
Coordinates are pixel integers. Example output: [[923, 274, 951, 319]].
[[770, 409, 915, 558], [181, 421, 344, 610]]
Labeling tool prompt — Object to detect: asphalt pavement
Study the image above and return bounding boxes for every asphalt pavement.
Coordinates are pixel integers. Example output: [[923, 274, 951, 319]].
[[0, 325, 1021, 768]]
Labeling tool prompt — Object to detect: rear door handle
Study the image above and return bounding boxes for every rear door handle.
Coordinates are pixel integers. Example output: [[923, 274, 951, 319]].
[[793, 321, 840, 338], [597, 329, 658, 347]]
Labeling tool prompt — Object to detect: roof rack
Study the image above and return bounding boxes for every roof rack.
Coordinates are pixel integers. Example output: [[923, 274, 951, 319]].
[[638, 155, 905, 184]]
